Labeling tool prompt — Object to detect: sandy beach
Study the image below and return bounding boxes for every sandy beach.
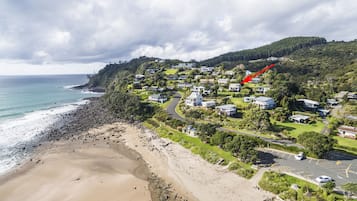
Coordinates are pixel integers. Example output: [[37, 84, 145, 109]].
[[0, 119, 275, 201]]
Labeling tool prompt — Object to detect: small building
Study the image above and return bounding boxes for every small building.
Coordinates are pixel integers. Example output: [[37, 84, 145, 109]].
[[225, 71, 235, 76], [317, 108, 330, 117], [202, 100, 216, 108], [185, 92, 203, 107], [289, 115, 310, 124], [216, 104, 237, 116], [337, 125, 357, 139], [135, 74, 145, 80], [183, 125, 197, 137], [146, 69, 157, 74], [252, 77, 260, 83], [297, 99, 320, 110], [217, 78, 229, 85], [178, 75, 187, 80], [148, 94, 167, 103], [173, 62, 196, 69], [192, 86, 210, 96], [256, 87, 270, 94], [200, 79, 215, 85], [200, 66, 214, 73], [254, 96, 276, 109], [245, 70, 252, 76], [327, 99, 339, 107], [229, 83, 241, 92], [194, 75, 202, 80], [177, 83, 192, 89], [243, 96, 256, 103]]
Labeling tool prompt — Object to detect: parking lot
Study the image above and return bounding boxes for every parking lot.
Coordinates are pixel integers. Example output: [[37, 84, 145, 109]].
[[260, 149, 357, 186]]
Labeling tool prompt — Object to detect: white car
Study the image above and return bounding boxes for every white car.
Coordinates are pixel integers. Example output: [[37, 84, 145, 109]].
[[294, 152, 305, 160], [315, 175, 333, 183]]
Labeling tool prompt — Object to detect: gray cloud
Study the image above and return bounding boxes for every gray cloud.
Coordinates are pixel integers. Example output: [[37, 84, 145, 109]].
[[0, 0, 356, 64]]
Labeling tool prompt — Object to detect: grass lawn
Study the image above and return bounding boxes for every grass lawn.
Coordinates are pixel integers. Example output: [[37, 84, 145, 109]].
[[164, 68, 179, 75], [143, 118, 256, 178], [272, 120, 325, 138], [230, 97, 249, 108], [334, 136, 357, 155], [259, 171, 345, 201]]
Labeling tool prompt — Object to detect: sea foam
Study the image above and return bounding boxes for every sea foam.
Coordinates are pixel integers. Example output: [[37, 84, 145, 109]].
[[0, 100, 88, 175]]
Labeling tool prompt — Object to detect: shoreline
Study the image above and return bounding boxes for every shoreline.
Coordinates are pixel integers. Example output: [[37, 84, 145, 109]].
[[0, 98, 274, 201], [0, 98, 191, 201]]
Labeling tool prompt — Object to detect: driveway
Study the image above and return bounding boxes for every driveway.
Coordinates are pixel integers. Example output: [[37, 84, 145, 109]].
[[166, 92, 185, 121], [261, 148, 357, 187]]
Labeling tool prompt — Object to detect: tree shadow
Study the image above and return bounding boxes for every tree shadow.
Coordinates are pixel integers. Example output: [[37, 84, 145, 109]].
[[325, 150, 357, 161], [257, 151, 279, 166]]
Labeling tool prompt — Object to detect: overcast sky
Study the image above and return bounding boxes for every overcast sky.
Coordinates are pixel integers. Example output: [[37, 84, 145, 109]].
[[0, 0, 357, 75]]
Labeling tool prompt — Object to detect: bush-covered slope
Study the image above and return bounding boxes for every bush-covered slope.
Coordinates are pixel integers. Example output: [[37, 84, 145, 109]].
[[200, 36, 327, 66]]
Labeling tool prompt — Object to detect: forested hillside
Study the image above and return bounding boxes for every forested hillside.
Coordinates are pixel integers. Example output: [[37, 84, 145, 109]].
[[200, 36, 327, 66]]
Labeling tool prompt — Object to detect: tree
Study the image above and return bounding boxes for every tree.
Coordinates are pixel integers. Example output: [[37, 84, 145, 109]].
[[210, 131, 234, 148], [322, 181, 336, 194], [297, 132, 336, 158], [224, 135, 262, 163], [342, 183, 357, 198], [240, 107, 272, 131], [271, 107, 291, 122], [196, 123, 218, 143]]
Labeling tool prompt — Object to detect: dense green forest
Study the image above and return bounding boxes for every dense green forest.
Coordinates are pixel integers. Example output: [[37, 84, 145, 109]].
[[200, 36, 327, 66]]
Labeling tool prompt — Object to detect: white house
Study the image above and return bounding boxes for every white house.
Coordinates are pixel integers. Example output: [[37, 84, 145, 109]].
[[173, 62, 195, 69], [225, 71, 235, 76], [202, 100, 216, 108], [177, 83, 192, 88], [200, 66, 214, 73], [256, 87, 270, 94], [337, 125, 357, 139], [254, 96, 276, 109], [327, 99, 339, 107], [216, 104, 237, 116], [135, 74, 145, 80], [192, 86, 211, 96], [289, 115, 310, 124], [229, 83, 241, 92], [245, 70, 252, 76], [183, 125, 197, 137], [148, 94, 167, 103], [185, 92, 203, 106], [297, 99, 320, 110], [252, 77, 260, 83], [217, 78, 229, 85]]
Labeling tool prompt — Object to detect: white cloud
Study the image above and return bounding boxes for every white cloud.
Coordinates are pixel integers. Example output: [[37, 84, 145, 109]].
[[0, 0, 356, 74]]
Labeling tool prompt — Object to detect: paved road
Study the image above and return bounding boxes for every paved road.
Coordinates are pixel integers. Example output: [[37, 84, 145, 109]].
[[166, 92, 357, 186], [166, 92, 185, 121], [262, 148, 357, 187]]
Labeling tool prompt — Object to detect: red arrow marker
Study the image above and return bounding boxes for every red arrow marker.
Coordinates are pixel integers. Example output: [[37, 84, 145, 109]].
[[240, 64, 275, 85]]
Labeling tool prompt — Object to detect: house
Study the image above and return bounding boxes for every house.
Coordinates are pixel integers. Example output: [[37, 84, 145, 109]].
[[297, 99, 320, 110], [289, 115, 310, 124], [216, 104, 237, 116], [200, 66, 214, 73], [212, 71, 220, 76], [167, 74, 178, 80], [335, 91, 349, 101], [148, 94, 167, 103], [317, 108, 330, 117], [256, 87, 270, 94], [178, 75, 187, 80], [183, 125, 197, 137], [200, 79, 215, 84], [245, 70, 252, 76], [229, 83, 241, 92], [194, 75, 202, 80], [146, 69, 157, 74], [217, 78, 229, 85], [254, 96, 276, 109], [135, 74, 145, 80], [327, 99, 339, 107], [185, 92, 203, 106], [192, 86, 211, 96], [202, 100, 216, 108], [337, 125, 357, 139], [252, 77, 261, 83], [225, 70, 235, 76], [243, 96, 256, 103], [173, 62, 196, 69], [177, 83, 192, 88]]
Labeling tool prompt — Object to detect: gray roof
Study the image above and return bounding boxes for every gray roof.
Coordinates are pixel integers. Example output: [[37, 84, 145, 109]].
[[290, 115, 310, 121], [255, 96, 274, 102]]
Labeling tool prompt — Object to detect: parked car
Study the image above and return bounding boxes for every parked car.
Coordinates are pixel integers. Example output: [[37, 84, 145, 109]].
[[294, 152, 305, 160], [315, 175, 333, 183]]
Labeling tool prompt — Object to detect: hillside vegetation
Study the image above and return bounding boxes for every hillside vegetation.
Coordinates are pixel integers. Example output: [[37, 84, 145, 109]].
[[200, 36, 327, 66]]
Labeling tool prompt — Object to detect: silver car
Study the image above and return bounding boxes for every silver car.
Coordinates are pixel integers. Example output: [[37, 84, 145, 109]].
[[315, 175, 333, 183]]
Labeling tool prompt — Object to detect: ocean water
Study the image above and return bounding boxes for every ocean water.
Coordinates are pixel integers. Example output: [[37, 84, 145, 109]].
[[0, 74, 102, 175]]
